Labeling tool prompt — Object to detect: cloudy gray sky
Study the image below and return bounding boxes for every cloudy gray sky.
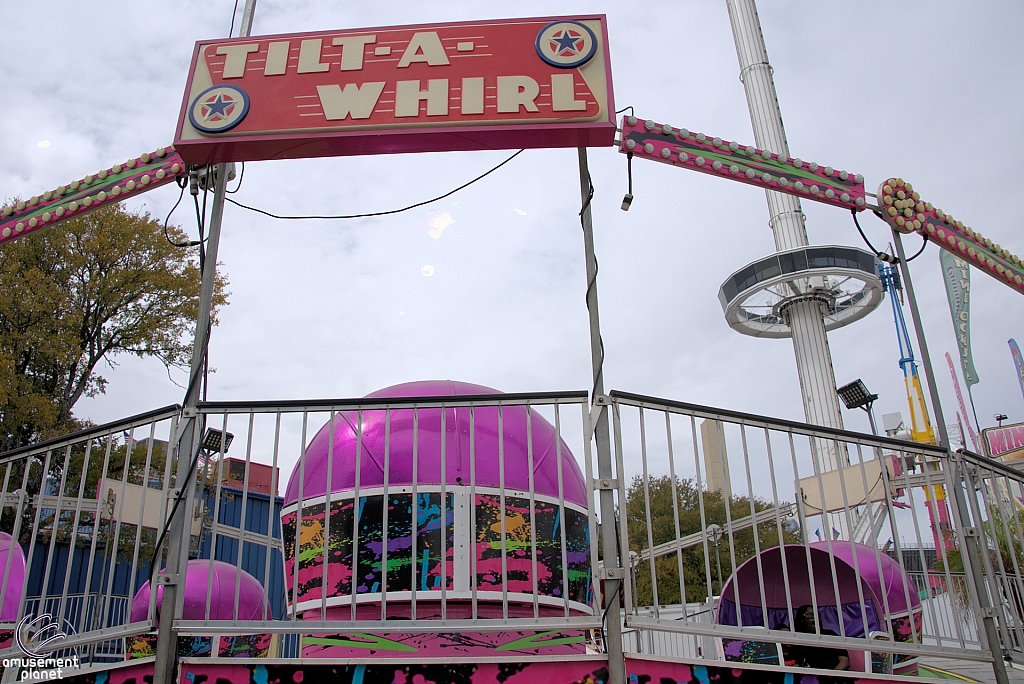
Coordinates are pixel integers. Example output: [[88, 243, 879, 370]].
[[3, 1, 1023, 471]]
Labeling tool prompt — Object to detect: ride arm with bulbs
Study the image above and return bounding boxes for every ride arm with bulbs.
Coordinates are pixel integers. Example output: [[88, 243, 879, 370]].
[[619, 115, 1024, 296], [0, 146, 185, 245], [3, 123, 1022, 299]]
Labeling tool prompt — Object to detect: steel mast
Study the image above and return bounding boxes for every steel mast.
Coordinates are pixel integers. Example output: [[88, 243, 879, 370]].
[[725, 1, 847, 467]]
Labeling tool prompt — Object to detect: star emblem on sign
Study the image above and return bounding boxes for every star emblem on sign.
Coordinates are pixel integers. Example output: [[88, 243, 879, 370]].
[[550, 30, 583, 55], [202, 94, 235, 121], [188, 84, 250, 133], [535, 20, 598, 69]]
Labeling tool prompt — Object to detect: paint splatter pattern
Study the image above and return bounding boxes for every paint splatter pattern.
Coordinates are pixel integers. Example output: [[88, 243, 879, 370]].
[[283, 493, 591, 607]]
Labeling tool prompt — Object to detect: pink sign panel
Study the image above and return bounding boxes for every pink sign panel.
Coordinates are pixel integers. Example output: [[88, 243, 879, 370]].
[[984, 422, 1024, 459], [174, 17, 616, 164]]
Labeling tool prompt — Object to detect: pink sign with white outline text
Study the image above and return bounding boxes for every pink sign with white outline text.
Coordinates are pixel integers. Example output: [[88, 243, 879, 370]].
[[174, 17, 615, 164]]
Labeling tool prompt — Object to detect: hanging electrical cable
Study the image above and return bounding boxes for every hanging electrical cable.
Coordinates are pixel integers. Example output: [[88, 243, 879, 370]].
[[579, 171, 605, 402], [226, 150, 524, 220], [858, 208, 929, 263], [850, 208, 908, 265], [163, 178, 195, 248], [851, 209, 895, 262], [621, 152, 634, 211], [904, 233, 929, 262], [226, 162, 244, 194], [227, 0, 240, 38]]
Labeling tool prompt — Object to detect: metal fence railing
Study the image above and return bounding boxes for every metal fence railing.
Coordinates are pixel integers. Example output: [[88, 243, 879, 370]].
[[2, 388, 1022, 679], [0, 406, 182, 664], [953, 450, 1024, 661], [607, 389, 999, 672], [0, 404, 284, 667], [176, 390, 601, 643]]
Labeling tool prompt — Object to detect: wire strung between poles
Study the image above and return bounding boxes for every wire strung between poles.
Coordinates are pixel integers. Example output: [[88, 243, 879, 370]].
[[226, 150, 524, 220]]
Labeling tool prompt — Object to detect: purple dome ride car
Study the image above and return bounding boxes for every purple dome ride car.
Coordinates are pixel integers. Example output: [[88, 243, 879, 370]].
[[130, 559, 269, 622], [281, 381, 593, 619]]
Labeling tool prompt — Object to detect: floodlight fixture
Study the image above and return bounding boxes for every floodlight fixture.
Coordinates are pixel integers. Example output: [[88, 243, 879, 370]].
[[837, 379, 878, 411], [202, 427, 234, 454]]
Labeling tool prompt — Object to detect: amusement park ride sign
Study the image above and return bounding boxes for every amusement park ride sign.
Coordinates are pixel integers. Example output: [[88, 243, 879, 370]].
[[4, 15, 1023, 299], [174, 17, 615, 164]]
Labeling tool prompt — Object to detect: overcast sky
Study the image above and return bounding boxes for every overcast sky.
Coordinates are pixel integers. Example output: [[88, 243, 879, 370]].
[[3, 2, 1023, 475]]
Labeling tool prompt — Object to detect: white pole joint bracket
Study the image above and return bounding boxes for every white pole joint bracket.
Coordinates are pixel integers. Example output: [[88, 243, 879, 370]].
[[600, 567, 625, 581]]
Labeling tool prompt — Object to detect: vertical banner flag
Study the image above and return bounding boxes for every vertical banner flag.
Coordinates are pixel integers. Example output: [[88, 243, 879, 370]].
[[946, 353, 979, 451], [941, 250, 980, 386], [1011, 339, 1024, 404]]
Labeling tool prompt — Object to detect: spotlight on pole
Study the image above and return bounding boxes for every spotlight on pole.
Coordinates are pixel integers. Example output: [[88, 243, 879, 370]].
[[202, 427, 234, 454], [837, 379, 878, 411], [838, 379, 880, 436]]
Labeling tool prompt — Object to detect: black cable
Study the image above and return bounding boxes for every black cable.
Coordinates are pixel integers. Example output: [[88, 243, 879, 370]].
[[615, 106, 634, 116], [851, 209, 897, 264], [194, 167, 211, 270], [226, 162, 244, 194], [602, 580, 622, 625], [146, 439, 203, 587], [851, 209, 882, 257], [192, 195, 206, 269], [193, 190, 205, 236], [580, 171, 594, 217], [146, 315, 213, 587], [579, 172, 605, 402], [163, 179, 193, 248], [861, 208, 928, 261], [905, 234, 929, 262], [225, 149, 524, 220], [228, 0, 240, 37], [620, 152, 635, 211]]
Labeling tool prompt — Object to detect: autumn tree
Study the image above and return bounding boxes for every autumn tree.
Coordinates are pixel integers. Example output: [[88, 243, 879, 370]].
[[625, 474, 800, 605], [0, 202, 228, 451]]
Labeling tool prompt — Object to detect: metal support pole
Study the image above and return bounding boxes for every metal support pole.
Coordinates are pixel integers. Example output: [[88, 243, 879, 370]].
[[863, 405, 879, 437], [714, 540, 723, 596], [892, 230, 1009, 684], [725, 0, 848, 521], [578, 147, 624, 684], [891, 230, 948, 447], [152, 163, 228, 684], [152, 6, 257, 684], [951, 455, 1010, 684]]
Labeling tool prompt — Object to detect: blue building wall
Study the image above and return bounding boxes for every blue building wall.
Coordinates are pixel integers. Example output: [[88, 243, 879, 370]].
[[24, 484, 286, 623], [194, 485, 287, 619]]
